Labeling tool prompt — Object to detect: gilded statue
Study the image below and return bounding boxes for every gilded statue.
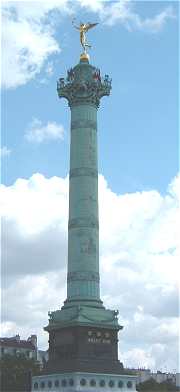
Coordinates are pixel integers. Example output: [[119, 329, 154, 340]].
[[72, 20, 98, 53]]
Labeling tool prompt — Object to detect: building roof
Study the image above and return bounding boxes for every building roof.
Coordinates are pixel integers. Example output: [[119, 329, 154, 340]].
[[0, 337, 36, 350]]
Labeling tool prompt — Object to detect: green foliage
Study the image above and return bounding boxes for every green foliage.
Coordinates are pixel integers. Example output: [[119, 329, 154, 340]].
[[137, 378, 160, 391], [137, 377, 178, 391], [0, 354, 41, 392]]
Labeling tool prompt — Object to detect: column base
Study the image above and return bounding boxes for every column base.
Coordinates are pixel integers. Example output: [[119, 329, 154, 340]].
[[32, 371, 137, 391]]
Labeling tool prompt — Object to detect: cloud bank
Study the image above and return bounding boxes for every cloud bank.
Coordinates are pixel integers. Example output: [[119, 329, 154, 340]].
[[1, 172, 179, 371]]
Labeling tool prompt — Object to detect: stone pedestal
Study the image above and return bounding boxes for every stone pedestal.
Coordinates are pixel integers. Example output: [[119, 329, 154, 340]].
[[44, 324, 123, 374]]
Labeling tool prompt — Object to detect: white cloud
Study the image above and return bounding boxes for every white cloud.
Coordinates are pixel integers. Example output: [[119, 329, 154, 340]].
[[123, 347, 156, 370], [1, 2, 64, 89], [0, 172, 179, 371], [76, 0, 104, 13], [45, 61, 54, 77], [25, 118, 65, 143], [99, 175, 179, 288], [79, 0, 175, 32], [0, 173, 68, 235], [1, 1, 176, 89], [0, 146, 11, 157], [137, 6, 176, 33]]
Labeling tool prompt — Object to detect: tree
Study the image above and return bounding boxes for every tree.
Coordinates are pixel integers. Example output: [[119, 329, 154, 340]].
[[137, 377, 178, 391], [137, 378, 160, 391], [0, 354, 41, 392]]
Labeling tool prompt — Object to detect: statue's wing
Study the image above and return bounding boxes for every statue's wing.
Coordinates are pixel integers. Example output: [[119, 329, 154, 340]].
[[84, 22, 98, 32]]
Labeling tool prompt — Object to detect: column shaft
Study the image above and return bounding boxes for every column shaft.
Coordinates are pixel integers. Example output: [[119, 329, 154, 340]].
[[67, 104, 100, 301]]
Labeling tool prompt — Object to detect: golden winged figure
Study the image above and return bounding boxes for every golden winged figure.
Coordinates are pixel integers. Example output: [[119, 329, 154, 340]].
[[72, 20, 98, 52]]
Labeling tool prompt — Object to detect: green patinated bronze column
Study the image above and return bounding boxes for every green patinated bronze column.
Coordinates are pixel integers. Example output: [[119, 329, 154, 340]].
[[45, 54, 123, 375], [57, 54, 111, 305]]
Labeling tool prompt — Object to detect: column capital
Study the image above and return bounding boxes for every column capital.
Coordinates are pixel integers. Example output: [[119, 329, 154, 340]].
[[57, 60, 112, 108]]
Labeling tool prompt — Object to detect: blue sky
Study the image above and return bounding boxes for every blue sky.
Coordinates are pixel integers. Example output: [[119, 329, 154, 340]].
[[2, 1, 178, 194], [1, 1, 179, 372]]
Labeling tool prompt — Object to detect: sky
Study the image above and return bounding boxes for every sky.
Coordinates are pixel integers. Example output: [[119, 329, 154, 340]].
[[1, 0, 179, 372]]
